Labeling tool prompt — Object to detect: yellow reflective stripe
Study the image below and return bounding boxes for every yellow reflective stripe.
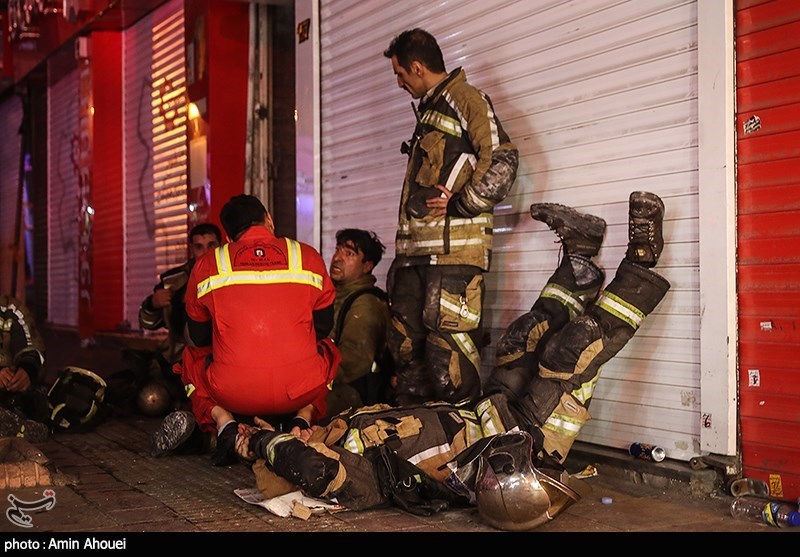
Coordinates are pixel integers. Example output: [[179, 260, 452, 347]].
[[543, 412, 584, 438], [454, 408, 483, 446], [196, 238, 321, 299], [541, 283, 585, 319], [342, 428, 367, 455], [572, 373, 601, 405], [265, 433, 297, 465], [216, 244, 231, 274], [596, 291, 644, 329], [406, 216, 492, 229], [286, 238, 302, 271], [475, 397, 505, 437], [480, 91, 501, 149], [402, 238, 485, 249], [464, 418, 484, 447], [439, 297, 480, 326], [453, 332, 480, 372], [185, 383, 196, 398], [420, 109, 462, 137]]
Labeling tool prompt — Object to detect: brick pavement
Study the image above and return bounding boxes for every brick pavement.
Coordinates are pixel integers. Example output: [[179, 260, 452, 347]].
[[0, 326, 785, 545]]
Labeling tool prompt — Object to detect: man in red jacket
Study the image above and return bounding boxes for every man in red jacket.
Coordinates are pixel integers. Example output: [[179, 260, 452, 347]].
[[152, 194, 341, 465]]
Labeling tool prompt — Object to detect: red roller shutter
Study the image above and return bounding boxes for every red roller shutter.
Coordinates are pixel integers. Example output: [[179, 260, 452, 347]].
[[736, 0, 800, 502]]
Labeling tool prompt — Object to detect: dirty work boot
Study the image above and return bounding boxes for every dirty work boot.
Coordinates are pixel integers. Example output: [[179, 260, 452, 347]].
[[151, 410, 196, 457], [530, 203, 606, 257], [625, 191, 665, 268]]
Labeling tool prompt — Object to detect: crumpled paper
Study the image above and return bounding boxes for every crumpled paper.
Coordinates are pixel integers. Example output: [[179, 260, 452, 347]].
[[234, 487, 346, 518]]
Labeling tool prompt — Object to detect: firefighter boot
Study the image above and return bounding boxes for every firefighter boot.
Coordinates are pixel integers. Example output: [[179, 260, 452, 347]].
[[510, 259, 671, 463], [625, 191, 665, 268], [530, 203, 607, 257]]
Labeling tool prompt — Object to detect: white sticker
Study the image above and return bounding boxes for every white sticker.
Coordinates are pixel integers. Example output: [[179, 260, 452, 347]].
[[748, 369, 760, 387], [760, 321, 773, 331]]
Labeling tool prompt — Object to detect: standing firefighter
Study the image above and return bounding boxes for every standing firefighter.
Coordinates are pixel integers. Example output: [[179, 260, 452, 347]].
[[383, 28, 519, 406], [236, 192, 671, 531]]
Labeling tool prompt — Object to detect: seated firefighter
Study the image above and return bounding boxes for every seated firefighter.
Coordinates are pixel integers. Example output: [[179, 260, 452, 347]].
[[234, 191, 671, 531], [326, 228, 393, 418], [130, 223, 222, 414], [150, 194, 341, 466], [0, 295, 49, 442]]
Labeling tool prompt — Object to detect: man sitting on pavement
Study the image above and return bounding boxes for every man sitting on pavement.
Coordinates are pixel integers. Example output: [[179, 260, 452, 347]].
[[134, 223, 222, 411], [150, 194, 341, 465], [0, 294, 49, 442], [326, 229, 393, 418]]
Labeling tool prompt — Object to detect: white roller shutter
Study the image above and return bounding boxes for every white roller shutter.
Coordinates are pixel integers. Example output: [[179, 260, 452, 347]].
[[123, 0, 188, 328], [0, 96, 23, 296], [320, 0, 701, 459], [47, 66, 80, 327]]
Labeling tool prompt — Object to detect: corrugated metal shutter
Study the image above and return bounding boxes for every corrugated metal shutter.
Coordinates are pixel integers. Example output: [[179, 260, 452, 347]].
[[47, 66, 80, 327], [0, 96, 23, 296], [123, 0, 188, 328], [320, 0, 700, 459], [736, 0, 800, 502]]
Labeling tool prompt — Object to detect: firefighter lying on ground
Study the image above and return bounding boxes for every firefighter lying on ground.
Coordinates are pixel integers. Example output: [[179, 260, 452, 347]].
[[234, 192, 671, 530]]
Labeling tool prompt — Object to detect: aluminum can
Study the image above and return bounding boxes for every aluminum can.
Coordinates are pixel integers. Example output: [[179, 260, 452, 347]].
[[629, 442, 666, 462]]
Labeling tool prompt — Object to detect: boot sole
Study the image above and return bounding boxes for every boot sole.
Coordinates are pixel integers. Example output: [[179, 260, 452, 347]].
[[529, 203, 607, 237], [151, 411, 196, 457]]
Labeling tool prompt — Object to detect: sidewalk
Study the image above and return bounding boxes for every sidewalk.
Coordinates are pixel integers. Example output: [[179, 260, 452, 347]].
[[0, 326, 787, 539]]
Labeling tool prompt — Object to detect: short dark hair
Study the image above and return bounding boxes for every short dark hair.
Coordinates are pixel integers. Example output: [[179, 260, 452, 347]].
[[335, 229, 386, 267], [220, 194, 268, 240], [189, 223, 222, 244], [383, 28, 446, 74]]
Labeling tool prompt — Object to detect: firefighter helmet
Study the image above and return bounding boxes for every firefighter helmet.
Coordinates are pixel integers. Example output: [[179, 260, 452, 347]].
[[475, 431, 580, 531]]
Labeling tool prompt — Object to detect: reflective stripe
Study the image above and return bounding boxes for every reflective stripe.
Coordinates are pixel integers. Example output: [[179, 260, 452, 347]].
[[480, 92, 501, 149], [0, 303, 45, 365], [596, 291, 645, 329], [443, 153, 477, 191], [455, 408, 483, 446], [453, 332, 480, 372], [215, 244, 230, 274], [464, 418, 484, 447], [342, 429, 367, 455], [403, 216, 492, 230], [421, 109, 462, 137], [286, 238, 302, 270], [440, 297, 480, 326], [197, 238, 322, 298], [407, 443, 452, 467], [185, 383, 196, 398], [398, 238, 485, 250], [476, 399, 504, 436], [572, 373, 600, 405], [544, 412, 584, 438], [441, 90, 468, 131], [265, 433, 297, 465], [541, 283, 585, 319]]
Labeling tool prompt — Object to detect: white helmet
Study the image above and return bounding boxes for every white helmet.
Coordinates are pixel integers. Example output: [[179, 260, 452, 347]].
[[475, 431, 580, 531]]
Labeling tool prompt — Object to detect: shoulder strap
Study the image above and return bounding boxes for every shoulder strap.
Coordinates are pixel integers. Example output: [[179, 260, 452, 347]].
[[334, 287, 389, 345]]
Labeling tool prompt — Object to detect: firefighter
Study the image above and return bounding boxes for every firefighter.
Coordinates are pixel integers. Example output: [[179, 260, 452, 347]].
[[151, 194, 341, 466], [383, 29, 519, 407], [0, 295, 49, 441]]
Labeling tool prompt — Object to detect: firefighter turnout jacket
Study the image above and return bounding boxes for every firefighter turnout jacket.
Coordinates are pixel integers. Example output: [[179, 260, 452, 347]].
[[397, 67, 519, 271]]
